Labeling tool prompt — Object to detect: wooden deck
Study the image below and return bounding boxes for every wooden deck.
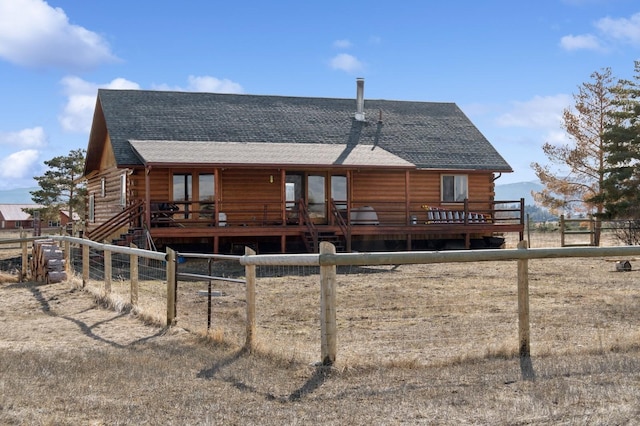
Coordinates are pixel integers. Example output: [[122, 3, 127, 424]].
[[88, 198, 525, 253]]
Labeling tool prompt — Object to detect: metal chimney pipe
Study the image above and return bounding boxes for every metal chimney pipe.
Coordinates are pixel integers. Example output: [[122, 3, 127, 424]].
[[355, 78, 365, 121]]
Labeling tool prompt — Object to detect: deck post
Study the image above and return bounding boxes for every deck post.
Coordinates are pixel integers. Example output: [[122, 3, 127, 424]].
[[144, 166, 151, 230], [519, 198, 525, 241], [320, 241, 337, 365], [244, 246, 257, 352]]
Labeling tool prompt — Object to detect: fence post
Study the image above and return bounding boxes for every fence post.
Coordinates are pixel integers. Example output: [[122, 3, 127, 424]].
[[20, 231, 27, 282], [82, 240, 89, 288], [244, 246, 257, 352], [560, 215, 566, 247], [166, 247, 176, 326], [103, 242, 112, 294], [64, 239, 71, 276], [517, 240, 535, 380], [130, 243, 138, 305], [320, 241, 337, 365]]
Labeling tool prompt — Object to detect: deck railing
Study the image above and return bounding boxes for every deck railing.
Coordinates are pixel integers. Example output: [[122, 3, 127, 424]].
[[142, 198, 525, 229]]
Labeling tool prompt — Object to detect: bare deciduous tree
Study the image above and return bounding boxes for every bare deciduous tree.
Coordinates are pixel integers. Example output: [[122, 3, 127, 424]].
[[531, 68, 617, 245]]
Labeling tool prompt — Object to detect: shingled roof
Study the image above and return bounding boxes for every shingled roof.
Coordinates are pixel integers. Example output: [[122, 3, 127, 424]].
[[86, 88, 512, 173]]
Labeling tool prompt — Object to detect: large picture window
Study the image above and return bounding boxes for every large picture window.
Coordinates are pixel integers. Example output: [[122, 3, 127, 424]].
[[441, 175, 468, 202]]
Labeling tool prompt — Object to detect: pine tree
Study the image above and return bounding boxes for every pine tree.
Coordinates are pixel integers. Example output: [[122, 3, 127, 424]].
[[598, 61, 640, 220], [29, 149, 87, 226], [531, 68, 617, 244]]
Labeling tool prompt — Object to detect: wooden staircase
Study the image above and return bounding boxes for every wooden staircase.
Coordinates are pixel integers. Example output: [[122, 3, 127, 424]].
[[111, 227, 147, 248], [87, 200, 144, 243], [318, 231, 345, 252], [299, 201, 346, 253]]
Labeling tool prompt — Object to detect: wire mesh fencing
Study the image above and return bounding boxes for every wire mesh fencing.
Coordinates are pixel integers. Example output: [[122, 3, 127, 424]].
[[66, 240, 168, 323]]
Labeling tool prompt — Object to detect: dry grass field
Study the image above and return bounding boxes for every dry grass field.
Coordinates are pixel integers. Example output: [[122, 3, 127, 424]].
[[1, 230, 640, 424]]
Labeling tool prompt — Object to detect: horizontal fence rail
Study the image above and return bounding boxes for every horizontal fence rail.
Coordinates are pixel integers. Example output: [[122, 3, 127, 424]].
[[240, 245, 640, 266]]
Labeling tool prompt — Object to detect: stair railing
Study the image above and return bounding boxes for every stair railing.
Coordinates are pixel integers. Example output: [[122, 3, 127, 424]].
[[87, 200, 144, 243], [330, 199, 350, 252], [298, 199, 318, 253]]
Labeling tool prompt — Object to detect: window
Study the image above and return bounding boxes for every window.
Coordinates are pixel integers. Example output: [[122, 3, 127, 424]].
[[441, 175, 468, 202], [199, 174, 215, 218], [173, 174, 192, 202], [101, 177, 106, 197], [308, 175, 326, 221], [331, 175, 347, 210], [89, 194, 95, 222], [285, 174, 303, 210], [119, 174, 126, 206], [198, 174, 215, 203], [173, 174, 193, 218]]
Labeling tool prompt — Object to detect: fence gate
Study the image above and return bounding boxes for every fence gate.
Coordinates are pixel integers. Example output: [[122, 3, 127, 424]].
[[560, 215, 596, 247]]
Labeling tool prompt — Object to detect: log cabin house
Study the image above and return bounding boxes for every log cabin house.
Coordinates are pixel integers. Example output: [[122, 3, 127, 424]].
[[82, 79, 524, 253]]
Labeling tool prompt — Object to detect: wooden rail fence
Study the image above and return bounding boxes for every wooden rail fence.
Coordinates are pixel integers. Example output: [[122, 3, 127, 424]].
[[4, 235, 640, 380]]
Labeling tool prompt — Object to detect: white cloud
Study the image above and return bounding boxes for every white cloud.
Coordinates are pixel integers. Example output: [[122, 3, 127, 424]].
[[0, 127, 47, 148], [559, 34, 603, 51], [152, 75, 244, 94], [545, 129, 572, 146], [329, 53, 364, 73], [0, 0, 118, 70], [560, 12, 640, 52], [59, 76, 140, 133], [596, 12, 640, 45], [0, 149, 40, 179], [333, 39, 352, 49], [496, 94, 572, 129], [186, 75, 243, 93]]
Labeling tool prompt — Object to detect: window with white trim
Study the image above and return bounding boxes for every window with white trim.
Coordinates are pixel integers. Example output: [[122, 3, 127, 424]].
[[89, 194, 95, 222], [441, 175, 468, 202], [119, 174, 126, 206]]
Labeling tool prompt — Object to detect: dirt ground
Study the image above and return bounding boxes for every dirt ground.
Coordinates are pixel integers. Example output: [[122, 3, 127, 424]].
[[2, 229, 640, 424]]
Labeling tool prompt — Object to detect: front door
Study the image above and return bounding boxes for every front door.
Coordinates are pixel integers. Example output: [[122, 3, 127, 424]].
[[285, 173, 349, 225], [307, 174, 327, 224]]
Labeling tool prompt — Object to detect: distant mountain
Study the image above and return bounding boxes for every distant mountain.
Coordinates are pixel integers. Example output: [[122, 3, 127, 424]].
[[0, 187, 37, 204], [495, 181, 542, 206]]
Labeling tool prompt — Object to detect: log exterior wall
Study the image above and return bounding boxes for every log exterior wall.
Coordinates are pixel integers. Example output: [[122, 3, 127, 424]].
[[220, 168, 282, 225], [123, 167, 498, 227], [85, 166, 130, 236]]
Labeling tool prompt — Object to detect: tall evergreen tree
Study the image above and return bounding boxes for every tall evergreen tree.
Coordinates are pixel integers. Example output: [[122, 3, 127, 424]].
[[30, 149, 87, 225], [597, 61, 640, 219], [531, 68, 617, 244]]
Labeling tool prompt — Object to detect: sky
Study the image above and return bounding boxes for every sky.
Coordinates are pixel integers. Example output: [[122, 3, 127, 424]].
[[1, 0, 640, 190]]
